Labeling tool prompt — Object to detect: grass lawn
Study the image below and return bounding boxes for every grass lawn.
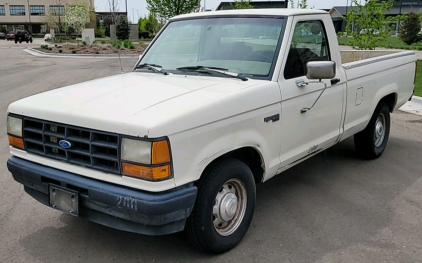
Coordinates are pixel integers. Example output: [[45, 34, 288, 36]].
[[415, 61, 422, 97]]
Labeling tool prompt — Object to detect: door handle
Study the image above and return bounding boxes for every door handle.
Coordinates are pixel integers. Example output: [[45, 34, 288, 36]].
[[331, 78, 340, 85]]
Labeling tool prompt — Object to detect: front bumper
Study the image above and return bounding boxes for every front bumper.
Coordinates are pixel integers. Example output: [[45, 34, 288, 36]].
[[7, 156, 197, 235]]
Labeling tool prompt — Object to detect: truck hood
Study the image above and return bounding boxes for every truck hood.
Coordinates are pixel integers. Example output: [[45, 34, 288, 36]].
[[8, 72, 259, 136]]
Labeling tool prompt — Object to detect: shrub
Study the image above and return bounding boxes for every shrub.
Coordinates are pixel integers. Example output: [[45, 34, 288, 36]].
[[40, 45, 44, 49], [400, 12, 422, 45], [96, 26, 106, 38], [59, 49, 63, 53], [129, 45, 135, 49], [95, 51, 99, 54], [72, 50, 77, 54], [123, 39, 131, 48], [48, 47, 52, 51], [82, 41, 87, 45], [55, 44, 57, 47], [101, 40, 106, 44]]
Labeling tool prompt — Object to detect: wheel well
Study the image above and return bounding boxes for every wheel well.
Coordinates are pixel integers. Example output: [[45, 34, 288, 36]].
[[380, 93, 397, 112], [201, 147, 265, 185]]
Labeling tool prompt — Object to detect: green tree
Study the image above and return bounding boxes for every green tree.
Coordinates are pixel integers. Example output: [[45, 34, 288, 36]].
[[116, 15, 130, 40], [345, 0, 394, 50], [399, 12, 421, 45], [289, 0, 295, 8], [233, 0, 253, 9], [138, 16, 148, 32], [299, 0, 307, 9], [146, 0, 200, 20]]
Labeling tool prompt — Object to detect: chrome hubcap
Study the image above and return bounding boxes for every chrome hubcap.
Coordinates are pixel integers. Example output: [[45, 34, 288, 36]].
[[374, 113, 386, 147], [213, 179, 247, 236]]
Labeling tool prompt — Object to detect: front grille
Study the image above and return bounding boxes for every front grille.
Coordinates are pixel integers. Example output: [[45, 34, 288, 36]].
[[23, 118, 120, 174]]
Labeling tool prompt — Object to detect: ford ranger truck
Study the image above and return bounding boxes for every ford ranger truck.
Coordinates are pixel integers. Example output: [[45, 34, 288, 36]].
[[7, 9, 417, 253]]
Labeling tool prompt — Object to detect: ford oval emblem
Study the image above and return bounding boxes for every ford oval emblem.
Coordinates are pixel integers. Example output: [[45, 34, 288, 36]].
[[59, 140, 72, 149]]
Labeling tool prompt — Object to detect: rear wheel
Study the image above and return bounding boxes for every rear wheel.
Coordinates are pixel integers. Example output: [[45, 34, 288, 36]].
[[30, 39, 33, 43], [185, 158, 256, 254], [354, 102, 390, 159]]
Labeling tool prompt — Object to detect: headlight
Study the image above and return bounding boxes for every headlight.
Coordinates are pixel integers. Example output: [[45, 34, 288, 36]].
[[7, 115, 25, 150], [7, 116, 23, 137], [121, 138, 151, 164], [121, 138, 172, 181]]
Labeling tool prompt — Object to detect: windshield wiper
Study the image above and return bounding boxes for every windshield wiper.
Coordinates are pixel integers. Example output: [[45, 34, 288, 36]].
[[136, 63, 169, 75], [176, 66, 248, 81]]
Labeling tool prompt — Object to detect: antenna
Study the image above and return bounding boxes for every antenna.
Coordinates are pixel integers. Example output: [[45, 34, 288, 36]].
[[117, 42, 124, 73]]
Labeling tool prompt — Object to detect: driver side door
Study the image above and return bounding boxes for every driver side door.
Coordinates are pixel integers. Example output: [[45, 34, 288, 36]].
[[278, 18, 344, 168]]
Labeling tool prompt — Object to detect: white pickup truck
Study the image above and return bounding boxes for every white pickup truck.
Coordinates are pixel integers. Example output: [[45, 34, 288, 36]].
[[7, 9, 417, 253]]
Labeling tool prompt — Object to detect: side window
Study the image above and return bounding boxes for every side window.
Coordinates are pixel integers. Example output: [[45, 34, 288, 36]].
[[284, 20, 330, 80]]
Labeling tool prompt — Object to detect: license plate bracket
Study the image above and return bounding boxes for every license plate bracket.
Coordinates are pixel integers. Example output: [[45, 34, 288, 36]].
[[49, 185, 79, 217]]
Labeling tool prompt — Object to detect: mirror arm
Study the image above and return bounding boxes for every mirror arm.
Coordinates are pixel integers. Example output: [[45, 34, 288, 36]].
[[301, 81, 328, 114]]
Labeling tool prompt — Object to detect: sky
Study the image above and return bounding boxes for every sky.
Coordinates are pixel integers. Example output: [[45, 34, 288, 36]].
[[94, 0, 344, 23]]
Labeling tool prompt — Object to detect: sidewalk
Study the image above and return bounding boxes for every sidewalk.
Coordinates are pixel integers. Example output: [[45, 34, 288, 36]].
[[399, 96, 422, 116]]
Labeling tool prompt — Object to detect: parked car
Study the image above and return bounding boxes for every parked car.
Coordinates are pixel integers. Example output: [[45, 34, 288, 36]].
[[44, 33, 54, 41], [7, 9, 417, 253], [14, 30, 33, 43], [0, 32, 5, 40], [6, 31, 15, 41], [139, 31, 150, 39]]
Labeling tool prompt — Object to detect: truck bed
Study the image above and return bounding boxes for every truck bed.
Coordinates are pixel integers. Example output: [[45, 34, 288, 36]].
[[340, 50, 400, 63]]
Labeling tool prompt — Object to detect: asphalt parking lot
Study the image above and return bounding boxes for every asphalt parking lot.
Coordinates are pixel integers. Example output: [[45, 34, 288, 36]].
[[1, 46, 422, 263]]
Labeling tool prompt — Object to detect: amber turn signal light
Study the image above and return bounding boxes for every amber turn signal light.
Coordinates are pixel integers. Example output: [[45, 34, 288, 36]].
[[122, 162, 171, 180], [152, 140, 171, 164], [8, 135, 25, 150]]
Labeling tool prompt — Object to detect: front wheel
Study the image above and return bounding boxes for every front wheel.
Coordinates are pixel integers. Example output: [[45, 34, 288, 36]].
[[354, 102, 391, 159], [30, 39, 32, 43], [185, 158, 256, 253]]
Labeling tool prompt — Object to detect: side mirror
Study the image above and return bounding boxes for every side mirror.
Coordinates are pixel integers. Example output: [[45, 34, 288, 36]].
[[306, 61, 336, 80]]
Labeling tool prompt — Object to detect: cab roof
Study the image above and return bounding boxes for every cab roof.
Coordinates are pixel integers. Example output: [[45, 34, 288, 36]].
[[171, 8, 328, 20]]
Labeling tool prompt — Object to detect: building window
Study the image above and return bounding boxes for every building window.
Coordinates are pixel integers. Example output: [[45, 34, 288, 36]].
[[50, 5, 64, 16], [0, 6, 5, 16], [30, 6, 45, 16], [13, 25, 25, 31], [10, 5, 26, 16]]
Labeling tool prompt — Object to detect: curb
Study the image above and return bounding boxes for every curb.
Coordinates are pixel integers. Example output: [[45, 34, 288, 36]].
[[24, 48, 140, 59], [411, 95, 422, 105]]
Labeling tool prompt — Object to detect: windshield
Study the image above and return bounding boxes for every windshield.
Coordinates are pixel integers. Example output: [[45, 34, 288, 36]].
[[137, 16, 286, 79]]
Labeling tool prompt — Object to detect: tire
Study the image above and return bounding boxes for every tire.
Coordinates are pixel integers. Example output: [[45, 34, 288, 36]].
[[15, 40, 17, 44], [26, 40, 28, 43], [19, 40, 22, 43], [30, 39, 32, 43], [185, 158, 256, 254], [354, 102, 390, 159]]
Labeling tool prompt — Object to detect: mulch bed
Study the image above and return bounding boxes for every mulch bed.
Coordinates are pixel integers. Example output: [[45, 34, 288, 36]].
[[34, 43, 146, 55]]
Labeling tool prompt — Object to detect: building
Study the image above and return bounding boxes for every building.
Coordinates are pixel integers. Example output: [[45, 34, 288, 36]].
[[330, 0, 422, 33], [0, 0, 95, 35], [216, 1, 288, 10]]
